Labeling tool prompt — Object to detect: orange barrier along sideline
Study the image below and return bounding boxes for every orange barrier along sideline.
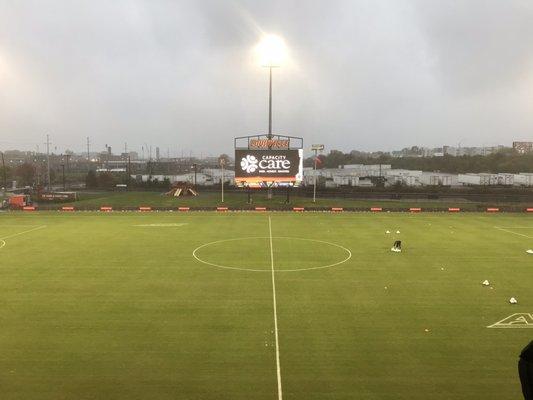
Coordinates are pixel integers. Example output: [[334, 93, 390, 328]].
[[216, 207, 228, 212], [139, 207, 152, 212], [61, 206, 75, 211], [370, 207, 382, 212], [178, 207, 190, 211], [409, 207, 422, 212], [448, 208, 461, 212], [100, 206, 113, 212], [331, 207, 343, 212], [486, 208, 500, 212], [23, 206, 36, 211], [293, 207, 305, 212], [255, 207, 267, 211]]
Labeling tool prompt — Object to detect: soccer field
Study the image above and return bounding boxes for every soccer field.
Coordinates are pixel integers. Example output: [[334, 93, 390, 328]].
[[0, 211, 531, 399]]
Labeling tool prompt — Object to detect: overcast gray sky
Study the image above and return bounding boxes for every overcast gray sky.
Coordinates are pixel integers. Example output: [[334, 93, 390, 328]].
[[0, 0, 532, 156]]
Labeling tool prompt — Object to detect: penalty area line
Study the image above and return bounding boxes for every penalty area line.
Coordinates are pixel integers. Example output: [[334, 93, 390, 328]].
[[0, 225, 47, 241], [268, 216, 283, 400], [494, 226, 533, 239]]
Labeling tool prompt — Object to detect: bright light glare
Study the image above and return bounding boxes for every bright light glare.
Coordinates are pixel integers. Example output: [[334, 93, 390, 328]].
[[255, 34, 288, 67]]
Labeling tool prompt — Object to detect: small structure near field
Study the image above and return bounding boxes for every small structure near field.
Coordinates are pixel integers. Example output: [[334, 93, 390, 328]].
[[165, 182, 198, 197], [7, 194, 32, 209]]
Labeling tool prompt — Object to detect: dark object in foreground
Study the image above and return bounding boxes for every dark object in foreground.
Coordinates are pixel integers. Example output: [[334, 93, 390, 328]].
[[519, 341, 533, 399], [391, 240, 402, 252]]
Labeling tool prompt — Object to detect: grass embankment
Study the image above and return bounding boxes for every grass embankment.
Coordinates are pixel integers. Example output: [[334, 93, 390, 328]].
[[42, 190, 533, 210]]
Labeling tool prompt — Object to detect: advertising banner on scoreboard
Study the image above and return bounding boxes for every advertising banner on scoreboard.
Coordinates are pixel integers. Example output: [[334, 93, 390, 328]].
[[235, 149, 303, 187]]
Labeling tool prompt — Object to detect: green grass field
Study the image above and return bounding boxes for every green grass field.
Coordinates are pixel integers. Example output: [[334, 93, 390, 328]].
[[1, 211, 532, 399]]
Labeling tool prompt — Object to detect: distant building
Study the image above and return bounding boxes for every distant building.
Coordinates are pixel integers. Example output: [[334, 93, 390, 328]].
[[513, 141, 533, 154]]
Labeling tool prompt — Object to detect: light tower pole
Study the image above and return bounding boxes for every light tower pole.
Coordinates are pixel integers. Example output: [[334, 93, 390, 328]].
[[257, 34, 286, 200], [257, 34, 286, 140], [268, 66, 273, 139], [266, 65, 276, 199]]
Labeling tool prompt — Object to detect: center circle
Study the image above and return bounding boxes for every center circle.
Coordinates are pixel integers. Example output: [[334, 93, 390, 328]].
[[192, 236, 352, 272]]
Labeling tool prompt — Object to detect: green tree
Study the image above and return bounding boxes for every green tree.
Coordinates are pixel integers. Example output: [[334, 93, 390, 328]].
[[0, 165, 12, 188], [85, 170, 98, 188], [218, 154, 231, 167], [15, 163, 36, 186], [97, 172, 116, 188]]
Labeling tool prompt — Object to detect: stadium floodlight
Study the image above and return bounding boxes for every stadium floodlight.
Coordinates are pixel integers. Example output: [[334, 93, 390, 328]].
[[255, 34, 288, 68], [254, 34, 288, 139]]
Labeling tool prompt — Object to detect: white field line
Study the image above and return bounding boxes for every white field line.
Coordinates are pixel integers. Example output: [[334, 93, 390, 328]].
[[192, 236, 351, 272], [487, 325, 533, 329], [268, 216, 283, 400], [0, 225, 45, 227], [133, 223, 188, 227], [487, 313, 533, 328], [0, 225, 46, 241], [496, 227, 533, 229], [494, 226, 533, 239], [487, 313, 521, 328]]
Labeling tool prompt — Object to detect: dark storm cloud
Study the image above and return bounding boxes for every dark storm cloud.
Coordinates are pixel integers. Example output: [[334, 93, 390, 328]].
[[0, 0, 531, 155]]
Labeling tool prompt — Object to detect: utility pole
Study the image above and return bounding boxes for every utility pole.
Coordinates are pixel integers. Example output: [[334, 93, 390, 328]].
[[220, 157, 226, 203], [86, 137, 91, 171], [192, 163, 197, 189], [313, 152, 317, 203], [65, 154, 71, 190], [1, 151, 7, 192], [61, 160, 66, 191], [311, 144, 325, 203], [45, 134, 51, 191], [127, 155, 131, 184]]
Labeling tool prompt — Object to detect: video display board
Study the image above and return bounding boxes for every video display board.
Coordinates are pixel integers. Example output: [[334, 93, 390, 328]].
[[235, 149, 303, 188]]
